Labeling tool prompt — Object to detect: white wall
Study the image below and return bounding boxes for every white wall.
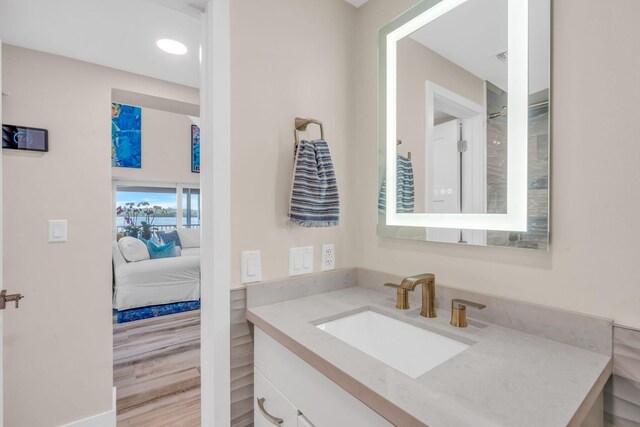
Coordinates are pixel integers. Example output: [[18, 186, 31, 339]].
[[1, 44, 198, 426], [228, 0, 640, 330], [229, 0, 357, 286], [111, 107, 199, 184], [353, 0, 640, 329]]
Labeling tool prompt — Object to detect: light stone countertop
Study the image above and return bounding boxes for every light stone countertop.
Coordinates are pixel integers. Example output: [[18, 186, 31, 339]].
[[247, 286, 612, 427]]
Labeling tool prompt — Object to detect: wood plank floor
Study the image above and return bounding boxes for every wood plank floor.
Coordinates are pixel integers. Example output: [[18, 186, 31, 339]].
[[114, 309, 201, 426]]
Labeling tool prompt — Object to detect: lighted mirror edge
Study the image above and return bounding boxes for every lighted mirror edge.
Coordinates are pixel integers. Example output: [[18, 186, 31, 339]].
[[383, 0, 529, 232], [388, 213, 524, 231]]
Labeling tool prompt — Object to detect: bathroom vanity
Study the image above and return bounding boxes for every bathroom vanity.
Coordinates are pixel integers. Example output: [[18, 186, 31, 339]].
[[246, 3, 609, 423], [246, 269, 612, 427]]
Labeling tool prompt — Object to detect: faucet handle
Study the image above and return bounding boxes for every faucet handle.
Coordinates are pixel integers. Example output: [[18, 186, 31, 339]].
[[384, 283, 409, 310], [452, 299, 486, 310], [450, 299, 486, 328]]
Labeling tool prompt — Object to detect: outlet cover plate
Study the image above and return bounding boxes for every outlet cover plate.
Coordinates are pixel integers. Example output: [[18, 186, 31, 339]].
[[321, 243, 335, 271]]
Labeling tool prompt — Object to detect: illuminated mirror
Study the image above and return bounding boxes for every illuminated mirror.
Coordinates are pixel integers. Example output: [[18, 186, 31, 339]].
[[378, 0, 550, 249]]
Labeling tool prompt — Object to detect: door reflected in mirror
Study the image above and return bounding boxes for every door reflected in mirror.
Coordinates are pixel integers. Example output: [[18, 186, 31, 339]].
[[378, 0, 550, 249]]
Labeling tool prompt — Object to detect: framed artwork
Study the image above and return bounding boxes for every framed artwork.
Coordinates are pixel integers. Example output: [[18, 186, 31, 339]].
[[112, 103, 141, 168], [191, 124, 200, 173]]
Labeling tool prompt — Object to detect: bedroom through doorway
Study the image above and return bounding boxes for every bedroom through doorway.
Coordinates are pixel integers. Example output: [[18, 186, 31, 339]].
[[110, 85, 202, 424]]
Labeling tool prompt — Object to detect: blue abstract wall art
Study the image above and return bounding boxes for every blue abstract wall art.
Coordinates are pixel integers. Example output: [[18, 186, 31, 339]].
[[112, 103, 142, 168], [191, 124, 200, 173]]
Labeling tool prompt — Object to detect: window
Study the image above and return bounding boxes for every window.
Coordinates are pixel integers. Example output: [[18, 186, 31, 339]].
[[114, 183, 201, 238], [115, 186, 178, 235], [182, 188, 200, 229]]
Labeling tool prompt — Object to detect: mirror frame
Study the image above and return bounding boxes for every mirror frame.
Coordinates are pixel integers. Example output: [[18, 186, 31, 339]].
[[379, 0, 530, 231]]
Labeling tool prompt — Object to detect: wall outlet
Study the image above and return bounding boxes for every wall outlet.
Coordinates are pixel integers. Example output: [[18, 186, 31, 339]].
[[321, 243, 335, 271], [241, 250, 262, 284], [289, 246, 313, 276]]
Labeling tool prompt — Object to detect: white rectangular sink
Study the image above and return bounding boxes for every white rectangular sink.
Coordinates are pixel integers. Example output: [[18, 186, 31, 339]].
[[316, 310, 469, 378]]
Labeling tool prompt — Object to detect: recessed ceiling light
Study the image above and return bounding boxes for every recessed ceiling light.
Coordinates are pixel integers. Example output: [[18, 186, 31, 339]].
[[157, 39, 188, 55]]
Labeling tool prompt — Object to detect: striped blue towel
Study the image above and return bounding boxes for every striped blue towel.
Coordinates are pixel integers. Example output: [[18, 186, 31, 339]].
[[378, 154, 414, 213], [289, 139, 339, 227]]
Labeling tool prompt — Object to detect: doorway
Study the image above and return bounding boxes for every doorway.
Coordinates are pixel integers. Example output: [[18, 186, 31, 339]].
[[425, 81, 487, 244], [110, 87, 202, 425], [0, 0, 231, 425]]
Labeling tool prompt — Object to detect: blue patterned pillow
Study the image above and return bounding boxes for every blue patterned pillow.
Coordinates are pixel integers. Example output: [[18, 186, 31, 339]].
[[146, 240, 177, 259], [159, 230, 182, 248]]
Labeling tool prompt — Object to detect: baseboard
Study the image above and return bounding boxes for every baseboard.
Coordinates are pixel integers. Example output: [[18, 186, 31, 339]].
[[61, 387, 116, 427]]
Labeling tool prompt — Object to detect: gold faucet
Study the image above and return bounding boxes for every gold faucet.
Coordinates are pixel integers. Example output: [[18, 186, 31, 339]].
[[385, 273, 436, 318], [450, 299, 486, 328]]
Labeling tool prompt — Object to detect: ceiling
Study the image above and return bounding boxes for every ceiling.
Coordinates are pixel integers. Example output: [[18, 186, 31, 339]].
[[0, 0, 366, 87], [0, 0, 370, 88], [410, 0, 550, 94], [0, 0, 203, 87]]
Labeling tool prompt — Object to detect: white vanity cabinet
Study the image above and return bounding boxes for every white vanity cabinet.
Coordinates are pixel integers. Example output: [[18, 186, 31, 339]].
[[254, 368, 298, 426], [254, 367, 319, 427], [253, 328, 393, 427]]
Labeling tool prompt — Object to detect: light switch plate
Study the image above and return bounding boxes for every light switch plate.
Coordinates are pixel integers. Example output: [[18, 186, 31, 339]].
[[289, 246, 313, 276], [48, 220, 68, 243], [241, 250, 262, 284], [321, 243, 335, 271]]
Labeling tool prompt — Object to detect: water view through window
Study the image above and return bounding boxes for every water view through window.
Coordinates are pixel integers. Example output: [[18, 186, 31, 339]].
[[116, 186, 200, 234]]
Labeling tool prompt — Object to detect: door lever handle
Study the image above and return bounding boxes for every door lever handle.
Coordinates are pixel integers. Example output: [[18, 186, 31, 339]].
[[0, 290, 24, 309]]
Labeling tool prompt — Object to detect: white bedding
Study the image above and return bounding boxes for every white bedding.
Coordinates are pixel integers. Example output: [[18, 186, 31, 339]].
[[113, 254, 200, 310]]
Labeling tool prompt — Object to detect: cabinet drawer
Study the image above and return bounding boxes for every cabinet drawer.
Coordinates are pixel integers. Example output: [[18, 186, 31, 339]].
[[255, 328, 392, 426], [254, 367, 299, 426]]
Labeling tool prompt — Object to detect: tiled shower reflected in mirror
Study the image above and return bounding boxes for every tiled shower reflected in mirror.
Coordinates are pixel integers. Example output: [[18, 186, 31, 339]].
[[486, 84, 549, 250]]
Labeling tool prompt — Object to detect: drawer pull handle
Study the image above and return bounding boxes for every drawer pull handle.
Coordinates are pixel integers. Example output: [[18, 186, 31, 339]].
[[257, 397, 284, 425]]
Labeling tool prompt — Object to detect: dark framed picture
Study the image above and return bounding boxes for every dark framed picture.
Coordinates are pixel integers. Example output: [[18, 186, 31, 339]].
[[191, 124, 200, 173], [2, 124, 49, 152]]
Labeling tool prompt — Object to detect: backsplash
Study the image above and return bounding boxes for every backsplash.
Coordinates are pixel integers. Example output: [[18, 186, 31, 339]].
[[356, 268, 612, 355], [246, 269, 357, 309]]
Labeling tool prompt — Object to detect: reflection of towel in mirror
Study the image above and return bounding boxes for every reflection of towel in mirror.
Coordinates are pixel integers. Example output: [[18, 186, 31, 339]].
[[289, 139, 340, 227], [378, 154, 414, 214]]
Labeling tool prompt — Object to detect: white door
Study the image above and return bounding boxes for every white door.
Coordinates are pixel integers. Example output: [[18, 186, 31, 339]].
[[0, 39, 4, 427], [427, 119, 462, 243], [0, 40, 21, 426]]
